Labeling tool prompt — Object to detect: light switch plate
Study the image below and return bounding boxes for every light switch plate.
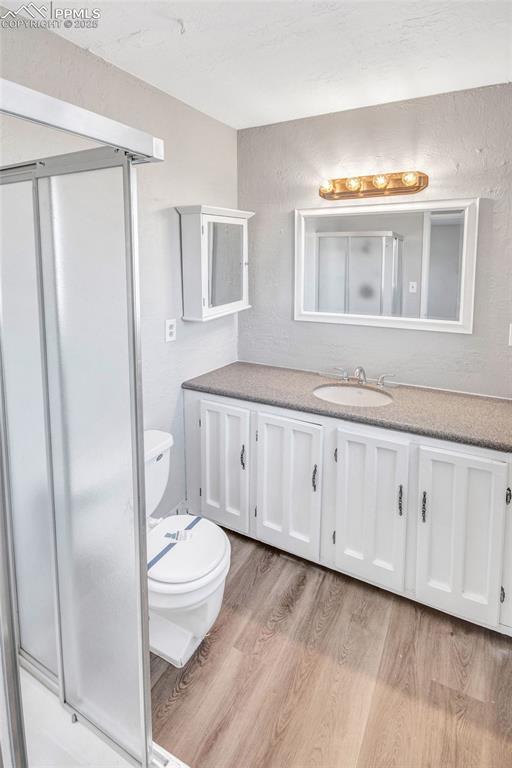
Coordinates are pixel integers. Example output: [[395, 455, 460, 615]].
[[409, 281, 417, 294], [165, 319, 177, 342]]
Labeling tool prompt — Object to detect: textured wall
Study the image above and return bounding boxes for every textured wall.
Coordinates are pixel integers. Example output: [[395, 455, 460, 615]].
[[0, 24, 238, 513], [238, 85, 512, 397]]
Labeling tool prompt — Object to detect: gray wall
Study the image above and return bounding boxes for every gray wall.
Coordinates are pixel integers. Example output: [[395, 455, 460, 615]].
[[0, 23, 238, 513], [238, 85, 512, 397]]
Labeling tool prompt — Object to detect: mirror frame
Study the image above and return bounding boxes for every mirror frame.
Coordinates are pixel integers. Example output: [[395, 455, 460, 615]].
[[294, 197, 479, 333]]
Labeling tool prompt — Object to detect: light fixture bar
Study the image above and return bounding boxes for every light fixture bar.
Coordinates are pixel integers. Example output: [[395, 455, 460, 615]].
[[319, 171, 428, 200]]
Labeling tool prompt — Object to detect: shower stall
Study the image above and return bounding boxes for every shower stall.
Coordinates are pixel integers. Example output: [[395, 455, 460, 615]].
[[0, 79, 177, 768], [304, 230, 404, 317]]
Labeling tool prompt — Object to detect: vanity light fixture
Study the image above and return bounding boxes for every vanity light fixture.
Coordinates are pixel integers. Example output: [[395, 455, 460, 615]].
[[318, 170, 429, 200]]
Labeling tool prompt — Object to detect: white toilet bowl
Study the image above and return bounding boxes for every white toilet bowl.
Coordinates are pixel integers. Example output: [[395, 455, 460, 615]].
[[147, 514, 230, 667]]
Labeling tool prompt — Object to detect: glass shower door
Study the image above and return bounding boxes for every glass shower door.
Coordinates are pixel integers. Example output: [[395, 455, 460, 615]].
[[0, 177, 59, 677], [0, 147, 152, 766]]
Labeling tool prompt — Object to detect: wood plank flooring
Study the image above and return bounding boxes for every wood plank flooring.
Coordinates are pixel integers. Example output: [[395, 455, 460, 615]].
[[151, 532, 512, 768]]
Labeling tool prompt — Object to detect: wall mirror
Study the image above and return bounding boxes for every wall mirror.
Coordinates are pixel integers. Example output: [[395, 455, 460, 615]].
[[295, 198, 479, 333]]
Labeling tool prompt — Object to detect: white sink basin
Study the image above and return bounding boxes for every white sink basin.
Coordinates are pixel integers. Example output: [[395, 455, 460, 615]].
[[313, 384, 393, 408]]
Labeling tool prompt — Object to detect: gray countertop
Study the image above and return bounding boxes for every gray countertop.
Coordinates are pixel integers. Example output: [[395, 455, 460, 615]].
[[183, 362, 512, 453]]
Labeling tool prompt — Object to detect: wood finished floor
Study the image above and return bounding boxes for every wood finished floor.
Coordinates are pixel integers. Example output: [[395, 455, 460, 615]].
[[151, 532, 512, 768]]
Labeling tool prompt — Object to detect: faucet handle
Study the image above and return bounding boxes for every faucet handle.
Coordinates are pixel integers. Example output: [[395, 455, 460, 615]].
[[377, 373, 396, 388], [333, 367, 349, 381]]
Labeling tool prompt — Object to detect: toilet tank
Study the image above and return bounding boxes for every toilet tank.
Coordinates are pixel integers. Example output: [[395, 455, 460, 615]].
[[143, 430, 174, 516]]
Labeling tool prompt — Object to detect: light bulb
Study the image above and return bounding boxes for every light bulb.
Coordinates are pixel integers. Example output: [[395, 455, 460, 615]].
[[345, 177, 361, 192], [372, 174, 389, 190], [319, 178, 333, 193], [402, 171, 419, 187]]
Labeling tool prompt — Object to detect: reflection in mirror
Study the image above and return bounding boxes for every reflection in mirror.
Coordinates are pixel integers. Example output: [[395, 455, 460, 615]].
[[208, 221, 243, 307], [305, 231, 404, 316], [303, 208, 464, 322], [425, 211, 464, 320]]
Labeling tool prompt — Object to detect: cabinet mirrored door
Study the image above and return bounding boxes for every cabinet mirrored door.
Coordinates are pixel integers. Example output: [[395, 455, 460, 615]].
[[200, 399, 250, 533], [203, 214, 248, 317], [207, 218, 244, 308], [256, 412, 322, 560], [416, 446, 507, 625], [334, 428, 409, 591]]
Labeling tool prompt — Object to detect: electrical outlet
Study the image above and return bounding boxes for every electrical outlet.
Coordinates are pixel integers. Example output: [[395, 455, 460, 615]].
[[409, 281, 417, 294], [165, 319, 177, 342]]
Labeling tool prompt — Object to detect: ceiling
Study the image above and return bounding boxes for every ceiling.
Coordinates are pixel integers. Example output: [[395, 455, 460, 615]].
[[14, 1, 512, 128]]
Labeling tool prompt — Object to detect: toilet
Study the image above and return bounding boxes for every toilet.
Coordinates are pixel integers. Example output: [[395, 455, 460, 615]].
[[143, 429, 231, 667]]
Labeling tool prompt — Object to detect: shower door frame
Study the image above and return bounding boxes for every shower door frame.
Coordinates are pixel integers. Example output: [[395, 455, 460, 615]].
[[0, 78, 164, 163], [0, 378, 28, 767], [0, 79, 164, 768]]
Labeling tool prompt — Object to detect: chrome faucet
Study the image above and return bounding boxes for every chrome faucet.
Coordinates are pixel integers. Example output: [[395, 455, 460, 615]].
[[353, 366, 367, 385]]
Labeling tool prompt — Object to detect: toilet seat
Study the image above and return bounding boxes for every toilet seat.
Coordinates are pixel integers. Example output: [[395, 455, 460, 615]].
[[147, 515, 228, 593]]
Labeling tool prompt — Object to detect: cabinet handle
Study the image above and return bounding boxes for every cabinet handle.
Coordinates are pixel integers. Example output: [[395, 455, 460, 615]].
[[421, 491, 427, 522], [398, 484, 403, 516], [240, 444, 246, 470], [312, 464, 318, 492]]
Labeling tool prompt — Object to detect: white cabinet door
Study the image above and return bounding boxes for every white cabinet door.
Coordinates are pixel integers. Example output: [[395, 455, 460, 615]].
[[200, 399, 250, 533], [334, 428, 409, 591], [256, 412, 323, 560], [416, 446, 507, 626]]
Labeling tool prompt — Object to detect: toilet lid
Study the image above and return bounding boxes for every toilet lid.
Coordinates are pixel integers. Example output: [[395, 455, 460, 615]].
[[147, 515, 228, 584]]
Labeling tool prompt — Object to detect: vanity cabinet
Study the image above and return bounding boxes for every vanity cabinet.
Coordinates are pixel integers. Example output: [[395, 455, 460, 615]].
[[256, 412, 323, 560], [416, 446, 508, 626], [178, 205, 254, 322], [184, 389, 512, 635], [333, 428, 409, 591], [199, 399, 250, 533]]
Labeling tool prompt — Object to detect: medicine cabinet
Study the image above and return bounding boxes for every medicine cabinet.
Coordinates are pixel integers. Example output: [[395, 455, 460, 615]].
[[294, 198, 479, 333], [178, 205, 254, 321]]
